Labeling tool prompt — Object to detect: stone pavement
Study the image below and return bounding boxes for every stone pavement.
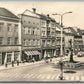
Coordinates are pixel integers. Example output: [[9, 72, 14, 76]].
[[0, 60, 44, 71]]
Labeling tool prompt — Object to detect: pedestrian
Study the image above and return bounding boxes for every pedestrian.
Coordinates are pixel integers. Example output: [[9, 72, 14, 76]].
[[32, 57, 35, 63], [12, 61, 14, 67], [5, 63, 7, 68], [17, 60, 19, 66]]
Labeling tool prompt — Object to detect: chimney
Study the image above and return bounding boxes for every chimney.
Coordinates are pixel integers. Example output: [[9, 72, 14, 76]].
[[32, 8, 36, 13]]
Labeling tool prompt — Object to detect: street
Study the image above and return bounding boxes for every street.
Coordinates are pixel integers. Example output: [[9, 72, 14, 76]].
[[0, 56, 84, 82]]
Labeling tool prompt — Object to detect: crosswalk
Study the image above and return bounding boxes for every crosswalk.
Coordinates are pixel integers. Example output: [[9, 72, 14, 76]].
[[0, 72, 84, 81]]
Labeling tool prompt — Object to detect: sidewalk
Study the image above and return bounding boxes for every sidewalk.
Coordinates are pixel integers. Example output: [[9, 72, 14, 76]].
[[0, 55, 79, 71], [0, 60, 45, 71]]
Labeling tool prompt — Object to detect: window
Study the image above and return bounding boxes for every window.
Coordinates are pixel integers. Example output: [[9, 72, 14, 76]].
[[47, 40, 50, 45], [0, 37, 3, 45], [28, 39, 31, 46], [14, 24, 18, 32], [7, 37, 11, 45], [32, 27, 35, 35], [37, 40, 40, 46], [51, 24, 55, 27], [33, 39, 35, 46], [42, 22, 45, 25], [0, 23, 4, 31], [15, 38, 18, 45], [51, 32, 55, 36], [7, 24, 12, 32], [23, 39, 27, 46], [28, 27, 31, 34], [52, 40, 55, 46], [42, 40, 45, 46], [42, 31, 45, 36], [47, 31, 50, 36], [24, 27, 28, 34]]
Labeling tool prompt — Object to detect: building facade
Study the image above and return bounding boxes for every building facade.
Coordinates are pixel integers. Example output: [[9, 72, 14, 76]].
[[73, 27, 83, 54], [56, 27, 65, 56], [0, 7, 21, 65], [19, 9, 42, 62], [64, 27, 74, 55], [40, 14, 56, 59]]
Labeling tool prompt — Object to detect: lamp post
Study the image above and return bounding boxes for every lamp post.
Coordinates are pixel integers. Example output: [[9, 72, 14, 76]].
[[52, 11, 72, 80]]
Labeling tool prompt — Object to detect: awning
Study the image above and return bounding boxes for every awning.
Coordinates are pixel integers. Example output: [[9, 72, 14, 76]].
[[24, 50, 40, 56]]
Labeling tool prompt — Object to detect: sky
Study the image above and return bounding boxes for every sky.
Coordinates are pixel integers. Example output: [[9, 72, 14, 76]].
[[0, 1, 84, 29]]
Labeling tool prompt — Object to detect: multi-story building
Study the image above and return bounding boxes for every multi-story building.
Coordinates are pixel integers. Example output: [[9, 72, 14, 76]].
[[64, 27, 83, 55], [40, 14, 56, 58], [64, 27, 75, 55], [73, 27, 83, 54], [19, 9, 42, 62], [56, 26, 65, 56], [0, 7, 21, 65]]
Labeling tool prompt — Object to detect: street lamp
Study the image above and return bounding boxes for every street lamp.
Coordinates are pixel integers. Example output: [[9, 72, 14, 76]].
[[52, 11, 72, 80]]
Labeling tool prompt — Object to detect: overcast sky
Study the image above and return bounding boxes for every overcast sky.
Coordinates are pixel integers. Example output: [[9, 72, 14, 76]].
[[0, 1, 84, 29]]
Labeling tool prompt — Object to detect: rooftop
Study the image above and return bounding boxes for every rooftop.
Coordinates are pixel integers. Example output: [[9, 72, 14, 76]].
[[0, 7, 19, 19]]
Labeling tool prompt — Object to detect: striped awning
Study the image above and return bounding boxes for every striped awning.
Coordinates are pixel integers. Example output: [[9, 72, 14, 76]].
[[24, 50, 40, 56]]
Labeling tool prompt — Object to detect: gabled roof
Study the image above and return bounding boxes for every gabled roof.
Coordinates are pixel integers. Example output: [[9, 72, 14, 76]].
[[64, 27, 77, 36], [0, 7, 19, 19]]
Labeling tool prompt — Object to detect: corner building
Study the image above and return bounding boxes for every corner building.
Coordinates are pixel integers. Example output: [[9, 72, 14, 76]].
[[0, 8, 21, 65]]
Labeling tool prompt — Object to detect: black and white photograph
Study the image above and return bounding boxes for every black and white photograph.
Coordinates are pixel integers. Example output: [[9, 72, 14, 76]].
[[0, 1, 83, 82]]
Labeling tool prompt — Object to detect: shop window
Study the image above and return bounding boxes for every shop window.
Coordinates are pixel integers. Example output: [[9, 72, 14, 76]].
[[14, 52, 19, 61], [7, 52, 12, 63]]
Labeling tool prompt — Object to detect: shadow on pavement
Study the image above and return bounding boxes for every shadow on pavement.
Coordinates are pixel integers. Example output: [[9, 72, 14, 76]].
[[64, 70, 76, 73]]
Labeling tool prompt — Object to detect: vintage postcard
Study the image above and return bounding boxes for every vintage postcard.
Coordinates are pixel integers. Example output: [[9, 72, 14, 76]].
[[0, 1, 83, 82]]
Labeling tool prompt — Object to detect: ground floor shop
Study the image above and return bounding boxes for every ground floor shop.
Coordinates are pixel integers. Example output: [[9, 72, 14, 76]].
[[0, 46, 21, 66], [22, 50, 42, 62], [42, 49, 56, 59], [56, 45, 65, 56]]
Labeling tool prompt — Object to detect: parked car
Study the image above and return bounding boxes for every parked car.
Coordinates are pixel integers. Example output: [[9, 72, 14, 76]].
[[77, 51, 84, 57]]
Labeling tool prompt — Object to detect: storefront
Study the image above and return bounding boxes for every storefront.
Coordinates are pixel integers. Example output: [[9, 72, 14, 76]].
[[0, 46, 21, 65], [23, 50, 41, 62]]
